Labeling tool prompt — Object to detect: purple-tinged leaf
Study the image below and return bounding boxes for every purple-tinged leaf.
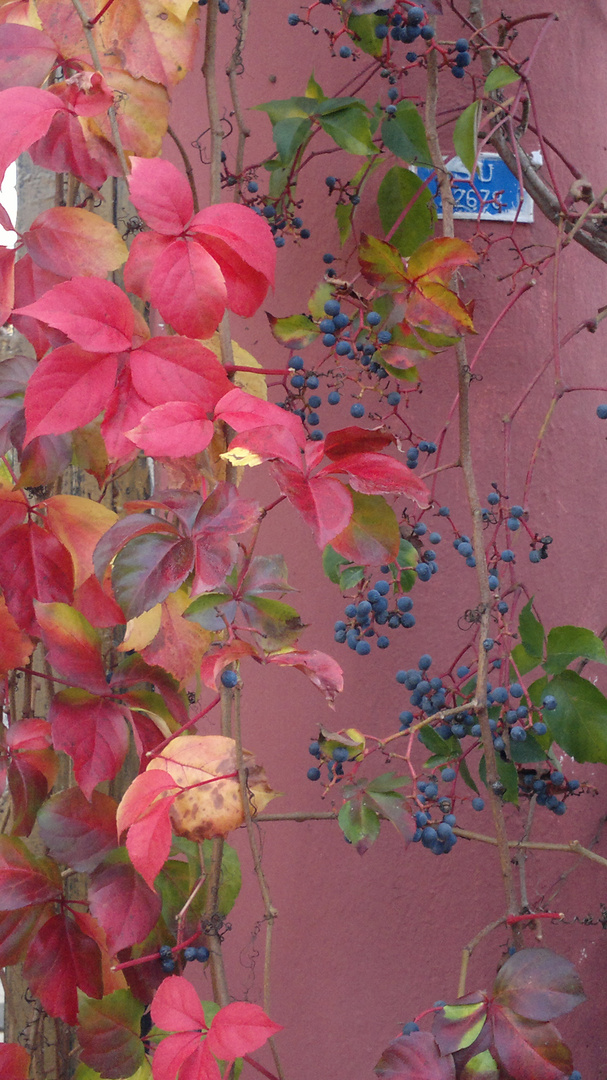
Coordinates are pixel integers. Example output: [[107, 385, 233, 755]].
[[493, 948, 585, 1021], [375, 1032, 456, 1080]]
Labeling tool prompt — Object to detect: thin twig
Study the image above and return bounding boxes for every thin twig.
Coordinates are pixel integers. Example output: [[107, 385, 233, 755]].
[[226, 0, 251, 190], [167, 126, 199, 214]]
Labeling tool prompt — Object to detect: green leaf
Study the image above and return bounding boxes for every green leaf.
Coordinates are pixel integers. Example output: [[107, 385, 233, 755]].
[[339, 563, 365, 590], [305, 72, 325, 101], [532, 670, 607, 763], [322, 544, 349, 584], [544, 625, 607, 675], [256, 96, 314, 124], [419, 725, 461, 764], [264, 159, 290, 199], [479, 754, 518, 804], [347, 13, 384, 57], [338, 799, 380, 846], [381, 101, 432, 166], [319, 107, 375, 157], [453, 100, 481, 176], [200, 840, 242, 915], [484, 64, 521, 91], [397, 538, 419, 568], [78, 990, 145, 1079], [184, 592, 232, 619], [336, 202, 354, 245], [519, 598, 544, 659], [273, 117, 311, 163], [315, 96, 369, 117], [308, 280, 334, 320], [366, 772, 409, 793], [377, 166, 435, 256], [508, 728, 550, 763], [241, 594, 304, 652], [267, 312, 320, 349], [510, 642, 541, 678], [460, 1051, 499, 1078]]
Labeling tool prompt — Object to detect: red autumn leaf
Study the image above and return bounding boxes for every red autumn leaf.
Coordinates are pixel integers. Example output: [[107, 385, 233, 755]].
[[126, 403, 214, 458], [324, 426, 395, 460], [88, 856, 162, 954], [266, 649, 344, 704], [358, 233, 407, 289], [7, 757, 50, 837], [216, 386, 304, 444], [138, 590, 212, 686], [148, 236, 228, 340], [189, 202, 276, 314], [116, 770, 179, 889], [492, 948, 586, 1022], [94, 513, 180, 582], [28, 106, 119, 191], [0, 906, 51, 967], [206, 1001, 283, 1061], [270, 460, 353, 548], [44, 494, 118, 590], [23, 206, 128, 279], [130, 336, 232, 411], [0, 244, 15, 325], [50, 689, 130, 800], [37, 787, 117, 874], [14, 277, 134, 352], [24, 910, 103, 1024], [111, 533, 196, 620], [0, 488, 28, 535], [375, 1032, 456, 1080], [0, 1043, 30, 1080], [10, 254, 64, 358], [123, 230, 173, 299], [111, 654, 190, 727], [320, 452, 430, 505], [191, 484, 259, 594], [34, 602, 109, 695], [0, 522, 74, 636], [129, 156, 194, 234], [406, 236, 478, 283], [0, 594, 34, 675], [101, 367, 150, 465], [0, 85, 63, 184], [23, 344, 118, 445], [6, 716, 53, 756], [153, 1032, 212, 1080], [74, 573, 127, 629], [0, 835, 62, 911], [151, 973, 207, 1033], [491, 1006, 572, 1080]]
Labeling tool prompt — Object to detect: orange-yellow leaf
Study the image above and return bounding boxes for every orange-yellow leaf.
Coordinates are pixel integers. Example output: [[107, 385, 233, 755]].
[[406, 236, 478, 284], [148, 735, 279, 841], [140, 590, 212, 685], [406, 281, 476, 336], [44, 495, 117, 589], [23, 207, 127, 279]]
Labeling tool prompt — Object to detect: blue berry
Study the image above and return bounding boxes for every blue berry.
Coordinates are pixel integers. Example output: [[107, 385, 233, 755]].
[[328, 390, 340, 404], [550, 770, 564, 786], [596, 404, 607, 419], [401, 613, 416, 628], [483, 638, 494, 651], [510, 683, 523, 698], [400, 711, 414, 727], [195, 946, 210, 962], [274, 236, 285, 248], [288, 14, 300, 27], [308, 412, 320, 426], [421, 25, 435, 39], [308, 395, 322, 409], [290, 374, 305, 389], [333, 747, 349, 763], [377, 635, 390, 649], [289, 355, 304, 370], [529, 550, 541, 563], [402, 1022, 420, 1035], [418, 655, 432, 670], [452, 67, 466, 78], [458, 541, 473, 557], [532, 722, 547, 736], [307, 767, 321, 781], [351, 403, 365, 418], [375, 23, 389, 39], [324, 299, 340, 317], [542, 694, 557, 710], [441, 767, 456, 782], [497, 601, 508, 614], [334, 313, 350, 329], [247, 180, 258, 193], [510, 505, 524, 518], [309, 740, 320, 756], [387, 391, 400, 406], [339, 45, 351, 57], [407, 6, 424, 24], [161, 957, 176, 973], [456, 665, 470, 678], [300, 228, 311, 239], [568, 779, 580, 791], [356, 640, 371, 655], [416, 564, 431, 582], [455, 38, 469, 51], [455, 51, 471, 67], [472, 797, 485, 811], [377, 329, 392, 344], [397, 596, 413, 613], [488, 575, 499, 591], [367, 311, 381, 326], [335, 340, 350, 356], [510, 726, 526, 742], [501, 550, 515, 562], [159, 945, 172, 958], [306, 375, 319, 389], [421, 826, 438, 848], [221, 669, 238, 688], [487, 492, 500, 505], [412, 520, 426, 533]]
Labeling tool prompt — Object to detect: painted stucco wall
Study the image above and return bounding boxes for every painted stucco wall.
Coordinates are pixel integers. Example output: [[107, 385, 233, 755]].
[[168, 3, 607, 1076]]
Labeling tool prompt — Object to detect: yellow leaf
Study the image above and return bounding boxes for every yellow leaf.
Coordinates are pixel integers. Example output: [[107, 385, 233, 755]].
[[45, 495, 118, 589], [205, 333, 268, 400], [119, 605, 163, 654], [220, 447, 264, 468]]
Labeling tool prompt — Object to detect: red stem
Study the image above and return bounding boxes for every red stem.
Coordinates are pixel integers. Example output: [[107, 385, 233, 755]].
[[146, 695, 221, 756], [88, 0, 118, 27], [242, 1055, 281, 1080]]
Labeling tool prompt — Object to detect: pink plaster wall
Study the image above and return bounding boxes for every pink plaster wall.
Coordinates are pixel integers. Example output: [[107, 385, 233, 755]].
[[168, 3, 607, 1076]]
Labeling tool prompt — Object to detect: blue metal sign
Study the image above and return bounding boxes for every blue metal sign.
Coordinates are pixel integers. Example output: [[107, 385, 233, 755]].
[[417, 153, 538, 223]]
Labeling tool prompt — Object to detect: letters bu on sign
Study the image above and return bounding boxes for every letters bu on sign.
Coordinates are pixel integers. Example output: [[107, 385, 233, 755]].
[[417, 152, 542, 223]]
